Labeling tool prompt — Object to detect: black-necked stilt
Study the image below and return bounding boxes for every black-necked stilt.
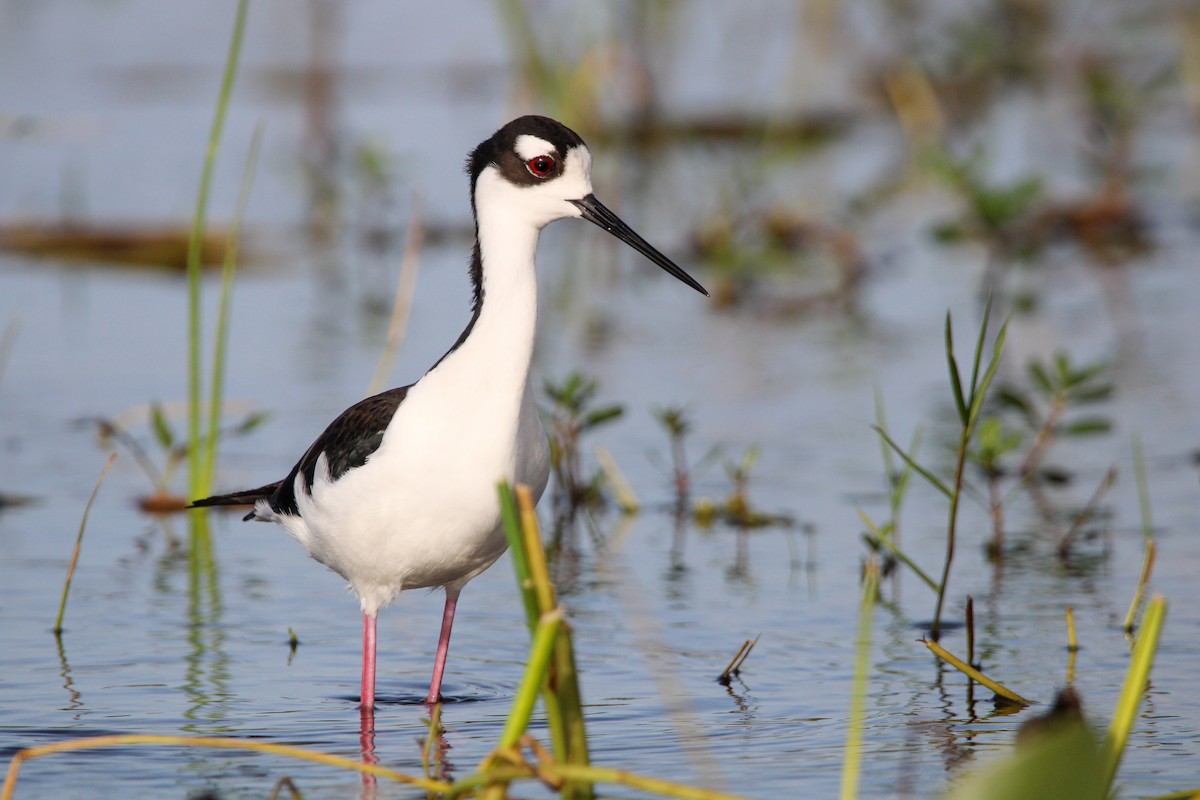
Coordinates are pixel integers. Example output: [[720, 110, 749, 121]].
[[191, 115, 707, 708]]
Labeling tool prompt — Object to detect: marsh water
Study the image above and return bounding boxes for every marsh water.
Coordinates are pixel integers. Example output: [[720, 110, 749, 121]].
[[2, 3, 1200, 798]]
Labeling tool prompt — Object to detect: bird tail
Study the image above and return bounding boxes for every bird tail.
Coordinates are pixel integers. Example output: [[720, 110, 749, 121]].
[[190, 482, 281, 520]]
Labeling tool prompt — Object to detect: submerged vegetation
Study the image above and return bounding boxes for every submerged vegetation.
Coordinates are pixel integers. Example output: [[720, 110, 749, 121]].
[[542, 372, 625, 518]]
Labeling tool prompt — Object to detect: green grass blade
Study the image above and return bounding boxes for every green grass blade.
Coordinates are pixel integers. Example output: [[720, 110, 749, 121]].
[[858, 509, 939, 593], [497, 609, 563, 749], [839, 557, 878, 800], [200, 121, 263, 493], [497, 483, 538, 631], [54, 453, 117, 634], [516, 485, 591, 798], [891, 427, 922, 516], [1121, 540, 1156, 634], [945, 312, 968, 425], [872, 425, 953, 499], [1139, 789, 1200, 800], [1133, 435, 1153, 541], [552, 625, 591, 799], [965, 292, 994, 404], [187, 0, 250, 501], [966, 317, 1009, 430], [150, 403, 174, 451], [1101, 595, 1167, 794]]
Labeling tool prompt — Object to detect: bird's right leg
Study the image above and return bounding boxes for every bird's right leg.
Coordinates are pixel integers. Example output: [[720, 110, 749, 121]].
[[361, 611, 377, 709]]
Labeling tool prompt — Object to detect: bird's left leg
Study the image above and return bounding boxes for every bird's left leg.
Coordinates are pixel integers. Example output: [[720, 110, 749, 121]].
[[425, 585, 462, 703]]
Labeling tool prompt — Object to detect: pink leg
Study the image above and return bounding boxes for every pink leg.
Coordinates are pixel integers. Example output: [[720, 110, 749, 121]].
[[425, 587, 461, 704], [361, 611, 377, 709]]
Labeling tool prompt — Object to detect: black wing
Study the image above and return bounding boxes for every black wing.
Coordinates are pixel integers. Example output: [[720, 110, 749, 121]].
[[190, 481, 282, 508], [190, 386, 410, 519], [267, 386, 411, 516]]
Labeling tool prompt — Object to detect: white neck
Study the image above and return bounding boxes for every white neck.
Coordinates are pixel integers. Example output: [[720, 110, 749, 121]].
[[429, 173, 544, 406], [468, 203, 540, 382]]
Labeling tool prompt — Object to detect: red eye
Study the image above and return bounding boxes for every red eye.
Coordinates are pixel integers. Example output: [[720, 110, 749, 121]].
[[526, 155, 555, 177]]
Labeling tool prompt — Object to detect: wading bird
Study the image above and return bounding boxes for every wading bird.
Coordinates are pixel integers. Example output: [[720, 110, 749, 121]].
[[192, 115, 707, 708]]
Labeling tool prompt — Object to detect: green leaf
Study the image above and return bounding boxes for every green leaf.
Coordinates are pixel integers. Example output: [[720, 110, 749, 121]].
[[582, 405, 623, 430], [872, 425, 953, 500], [1063, 416, 1112, 436], [150, 402, 174, 451], [1054, 352, 1071, 383], [945, 312, 968, 425], [1037, 466, 1073, 485], [1028, 359, 1054, 396], [234, 410, 270, 435], [931, 222, 969, 243], [975, 176, 1043, 229], [945, 723, 1103, 800], [857, 509, 940, 593], [653, 405, 690, 436], [975, 417, 1022, 457], [1065, 360, 1106, 388], [1069, 383, 1114, 404], [967, 292, 995, 403], [967, 315, 1008, 430], [994, 386, 1036, 422]]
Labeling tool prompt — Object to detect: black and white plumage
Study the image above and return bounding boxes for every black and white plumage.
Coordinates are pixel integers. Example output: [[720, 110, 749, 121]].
[[191, 115, 707, 708]]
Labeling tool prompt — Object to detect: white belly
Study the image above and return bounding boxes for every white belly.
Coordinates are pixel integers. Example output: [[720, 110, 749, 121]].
[[270, 376, 550, 616]]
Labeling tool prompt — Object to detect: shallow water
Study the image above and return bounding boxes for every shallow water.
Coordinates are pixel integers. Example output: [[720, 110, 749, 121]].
[[3, 2, 1200, 798]]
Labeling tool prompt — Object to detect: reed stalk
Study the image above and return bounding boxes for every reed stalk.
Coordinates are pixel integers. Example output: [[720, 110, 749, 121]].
[[1065, 605, 1079, 685], [965, 596, 975, 669], [718, 637, 759, 684], [1133, 435, 1153, 540], [923, 638, 1031, 706], [857, 509, 939, 593], [53, 453, 117, 634], [266, 776, 301, 800], [1122, 540, 1157, 634], [0, 734, 446, 800], [186, 0, 249, 501], [1057, 467, 1117, 559], [1122, 439, 1158, 633], [497, 609, 564, 750], [366, 196, 425, 397], [839, 557, 879, 800], [1101, 595, 1167, 794], [200, 122, 262, 492], [496, 482, 592, 799], [498, 484, 539, 630]]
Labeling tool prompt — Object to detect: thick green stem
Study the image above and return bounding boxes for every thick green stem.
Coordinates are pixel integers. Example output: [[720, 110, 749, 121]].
[[187, 0, 249, 501], [200, 122, 262, 492]]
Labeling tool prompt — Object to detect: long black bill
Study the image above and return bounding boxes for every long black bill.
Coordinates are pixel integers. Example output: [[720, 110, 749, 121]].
[[571, 194, 709, 297]]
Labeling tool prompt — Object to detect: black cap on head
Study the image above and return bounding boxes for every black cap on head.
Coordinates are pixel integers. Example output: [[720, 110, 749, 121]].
[[467, 115, 586, 201]]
